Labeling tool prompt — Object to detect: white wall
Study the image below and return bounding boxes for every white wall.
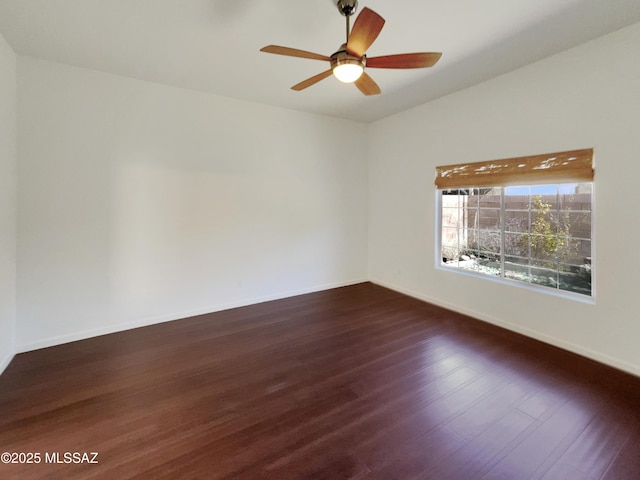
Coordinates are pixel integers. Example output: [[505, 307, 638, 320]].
[[17, 58, 368, 351], [369, 23, 640, 376], [0, 32, 17, 374], [10, 23, 640, 377]]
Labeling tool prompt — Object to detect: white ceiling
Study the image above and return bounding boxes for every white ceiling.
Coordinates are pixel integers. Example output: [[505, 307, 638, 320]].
[[1, 0, 639, 123]]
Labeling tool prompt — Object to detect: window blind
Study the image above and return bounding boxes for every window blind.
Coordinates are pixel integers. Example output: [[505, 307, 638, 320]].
[[435, 148, 594, 189]]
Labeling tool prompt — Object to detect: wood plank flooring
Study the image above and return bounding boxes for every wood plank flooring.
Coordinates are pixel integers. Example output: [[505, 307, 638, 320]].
[[1, 282, 639, 479]]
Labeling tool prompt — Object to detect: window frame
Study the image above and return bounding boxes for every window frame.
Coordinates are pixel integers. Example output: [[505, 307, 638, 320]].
[[435, 182, 596, 303]]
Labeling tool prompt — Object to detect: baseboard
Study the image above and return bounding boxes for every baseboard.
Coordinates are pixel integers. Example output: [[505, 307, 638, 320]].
[[17, 278, 368, 353], [0, 352, 15, 376], [370, 277, 640, 378], [20, 275, 638, 379]]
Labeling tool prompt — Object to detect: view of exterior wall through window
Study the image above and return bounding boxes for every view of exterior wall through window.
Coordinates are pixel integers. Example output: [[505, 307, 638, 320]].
[[435, 149, 594, 298], [439, 183, 593, 297]]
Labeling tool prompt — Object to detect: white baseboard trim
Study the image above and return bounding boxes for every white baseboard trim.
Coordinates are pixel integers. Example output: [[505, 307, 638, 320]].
[[370, 277, 640, 378], [17, 278, 368, 354], [0, 352, 15, 376], [17, 276, 639, 379]]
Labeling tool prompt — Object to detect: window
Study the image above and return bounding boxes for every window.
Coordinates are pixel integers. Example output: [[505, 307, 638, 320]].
[[436, 149, 594, 298]]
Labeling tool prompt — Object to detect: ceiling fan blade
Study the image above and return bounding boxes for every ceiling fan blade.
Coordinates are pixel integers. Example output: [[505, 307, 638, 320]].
[[291, 70, 333, 91], [367, 52, 443, 69], [346, 7, 385, 57], [260, 45, 331, 62], [354, 72, 381, 96]]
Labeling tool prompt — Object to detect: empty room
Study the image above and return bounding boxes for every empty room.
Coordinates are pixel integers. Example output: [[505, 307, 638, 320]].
[[1, 1, 639, 479]]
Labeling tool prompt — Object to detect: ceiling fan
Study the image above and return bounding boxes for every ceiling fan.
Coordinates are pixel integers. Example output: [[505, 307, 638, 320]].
[[260, 0, 442, 96]]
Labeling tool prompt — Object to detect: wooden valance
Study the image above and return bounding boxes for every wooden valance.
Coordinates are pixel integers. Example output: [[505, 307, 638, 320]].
[[435, 148, 594, 189]]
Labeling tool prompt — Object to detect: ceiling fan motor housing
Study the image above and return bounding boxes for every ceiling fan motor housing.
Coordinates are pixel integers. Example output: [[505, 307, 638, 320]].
[[331, 45, 365, 69], [337, 0, 358, 17]]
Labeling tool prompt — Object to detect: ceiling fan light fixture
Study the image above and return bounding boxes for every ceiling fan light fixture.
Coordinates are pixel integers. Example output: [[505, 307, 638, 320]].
[[331, 48, 365, 83], [332, 60, 364, 83]]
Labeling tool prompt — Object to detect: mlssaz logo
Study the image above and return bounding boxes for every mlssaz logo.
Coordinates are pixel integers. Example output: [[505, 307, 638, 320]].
[[45, 452, 99, 464]]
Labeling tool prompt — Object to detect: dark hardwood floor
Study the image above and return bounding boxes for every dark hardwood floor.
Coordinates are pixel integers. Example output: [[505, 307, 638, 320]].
[[1, 282, 639, 479]]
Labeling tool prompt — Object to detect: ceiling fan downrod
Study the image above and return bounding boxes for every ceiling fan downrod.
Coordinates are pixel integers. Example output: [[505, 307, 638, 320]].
[[337, 0, 358, 42]]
